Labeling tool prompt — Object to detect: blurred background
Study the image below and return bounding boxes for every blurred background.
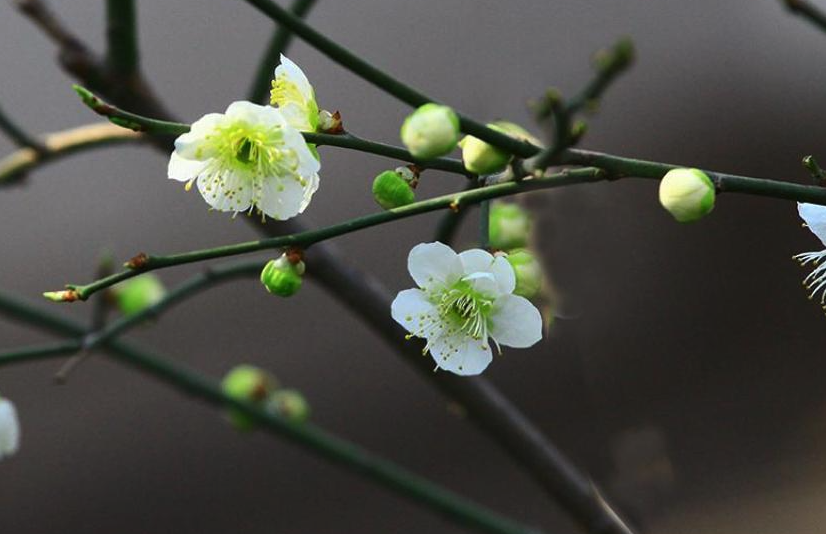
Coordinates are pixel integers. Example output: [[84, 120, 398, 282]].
[[2, 1, 826, 532]]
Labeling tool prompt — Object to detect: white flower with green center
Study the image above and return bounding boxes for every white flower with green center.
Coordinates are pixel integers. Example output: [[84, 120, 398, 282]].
[[270, 54, 319, 132], [168, 101, 320, 221], [794, 202, 826, 305], [0, 396, 20, 460], [392, 242, 543, 376]]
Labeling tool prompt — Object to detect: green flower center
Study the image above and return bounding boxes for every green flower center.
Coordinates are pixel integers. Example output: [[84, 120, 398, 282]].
[[205, 122, 299, 178], [435, 280, 493, 340]]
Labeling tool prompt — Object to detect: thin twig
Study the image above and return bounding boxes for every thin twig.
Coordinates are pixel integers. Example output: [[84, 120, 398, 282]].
[[0, 293, 544, 534], [56, 168, 606, 302], [248, 0, 318, 104]]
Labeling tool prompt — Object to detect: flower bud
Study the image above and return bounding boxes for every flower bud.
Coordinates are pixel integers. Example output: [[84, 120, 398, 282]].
[[221, 365, 278, 431], [0, 396, 20, 460], [400, 103, 460, 159], [489, 202, 532, 250], [266, 389, 310, 423], [260, 254, 305, 297], [372, 168, 416, 210], [506, 249, 543, 299], [460, 121, 541, 175], [658, 168, 715, 223], [113, 274, 165, 316]]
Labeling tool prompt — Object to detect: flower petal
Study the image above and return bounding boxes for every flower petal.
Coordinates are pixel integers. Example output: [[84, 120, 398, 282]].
[[224, 101, 281, 126], [257, 176, 307, 220], [196, 169, 253, 213], [408, 242, 463, 290], [799, 203, 826, 247], [391, 288, 437, 333], [174, 113, 223, 160], [282, 126, 321, 176], [276, 54, 313, 101], [459, 249, 515, 294], [461, 272, 498, 295], [0, 398, 20, 459], [168, 152, 208, 182], [489, 294, 543, 348], [429, 332, 493, 376], [300, 173, 320, 212]]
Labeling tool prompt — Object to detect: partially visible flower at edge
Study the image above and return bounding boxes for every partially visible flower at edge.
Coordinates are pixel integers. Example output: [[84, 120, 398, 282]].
[[0, 396, 20, 460], [794, 202, 826, 306], [168, 101, 320, 221], [391, 242, 543, 376], [270, 54, 319, 133]]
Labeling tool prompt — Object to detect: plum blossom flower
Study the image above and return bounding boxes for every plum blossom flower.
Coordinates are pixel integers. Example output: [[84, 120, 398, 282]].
[[270, 54, 319, 132], [391, 242, 543, 376], [794, 202, 826, 305], [0, 396, 20, 460], [168, 101, 320, 221]]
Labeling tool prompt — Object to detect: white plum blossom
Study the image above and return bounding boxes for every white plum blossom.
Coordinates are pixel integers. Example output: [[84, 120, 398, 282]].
[[168, 101, 320, 221], [0, 396, 20, 460], [270, 54, 319, 132], [391, 242, 543, 376], [794, 202, 826, 305]]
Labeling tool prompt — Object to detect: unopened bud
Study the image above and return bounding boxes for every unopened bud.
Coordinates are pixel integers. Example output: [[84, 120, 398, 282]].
[[266, 389, 310, 423], [658, 168, 715, 223], [506, 249, 543, 299], [372, 169, 416, 210], [400, 103, 460, 159], [112, 274, 165, 316], [489, 202, 532, 250], [42, 289, 79, 303], [221, 365, 278, 431], [260, 254, 305, 297], [317, 110, 343, 133]]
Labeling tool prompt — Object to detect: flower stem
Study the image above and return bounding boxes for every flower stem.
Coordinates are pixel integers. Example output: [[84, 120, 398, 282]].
[[0, 103, 46, 153], [782, 0, 826, 32], [61, 168, 607, 301], [0, 292, 543, 534], [247, 0, 318, 104]]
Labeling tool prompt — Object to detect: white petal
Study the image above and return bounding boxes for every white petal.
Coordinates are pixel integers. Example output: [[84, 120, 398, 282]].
[[429, 332, 493, 376], [175, 113, 223, 159], [0, 399, 20, 459], [300, 172, 320, 212], [408, 242, 463, 290], [799, 203, 826, 247], [279, 102, 314, 132], [196, 169, 253, 213], [225, 100, 272, 125], [459, 249, 515, 294], [391, 288, 437, 333], [276, 54, 313, 100], [168, 152, 208, 182], [257, 175, 306, 220], [489, 294, 543, 348], [282, 126, 321, 176], [461, 272, 498, 295]]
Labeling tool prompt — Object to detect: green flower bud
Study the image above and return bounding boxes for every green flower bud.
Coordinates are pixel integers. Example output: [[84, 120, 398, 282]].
[[459, 121, 541, 175], [113, 274, 166, 316], [260, 254, 305, 297], [489, 202, 532, 250], [658, 168, 715, 223], [266, 389, 310, 423], [400, 103, 460, 159], [506, 249, 544, 299], [372, 169, 416, 210], [221, 365, 278, 431]]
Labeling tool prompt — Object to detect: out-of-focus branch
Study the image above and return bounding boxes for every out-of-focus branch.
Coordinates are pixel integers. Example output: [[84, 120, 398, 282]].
[[0, 123, 143, 187], [0, 103, 46, 153], [15, 0, 174, 140], [782, 0, 826, 32], [105, 0, 140, 77], [0, 293, 545, 534], [248, 0, 318, 104]]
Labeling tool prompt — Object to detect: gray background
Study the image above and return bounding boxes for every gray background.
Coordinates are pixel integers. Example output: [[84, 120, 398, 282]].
[[2, 1, 826, 533]]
